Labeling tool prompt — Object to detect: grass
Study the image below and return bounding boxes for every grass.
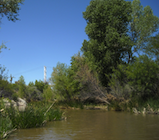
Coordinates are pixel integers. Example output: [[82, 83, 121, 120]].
[[0, 99, 63, 139]]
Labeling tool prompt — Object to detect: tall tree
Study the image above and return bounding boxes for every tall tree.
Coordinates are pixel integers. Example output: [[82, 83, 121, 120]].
[[50, 62, 72, 100], [18, 75, 26, 97], [128, 0, 159, 57], [81, 0, 132, 86], [145, 33, 159, 63]]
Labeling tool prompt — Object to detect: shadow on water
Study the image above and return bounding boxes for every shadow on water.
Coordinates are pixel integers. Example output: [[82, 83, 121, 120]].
[[8, 110, 159, 140]]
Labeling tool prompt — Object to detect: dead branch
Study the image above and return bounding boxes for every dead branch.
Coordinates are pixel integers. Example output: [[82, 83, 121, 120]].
[[3, 129, 17, 139], [44, 100, 56, 116]]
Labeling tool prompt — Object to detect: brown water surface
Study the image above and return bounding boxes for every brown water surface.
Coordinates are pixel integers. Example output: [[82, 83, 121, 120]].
[[8, 110, 159, 140]]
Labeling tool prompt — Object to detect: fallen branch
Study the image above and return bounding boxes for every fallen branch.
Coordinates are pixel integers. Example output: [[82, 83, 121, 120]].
[[3, 128, 17, 139], [0, 108, 4, 112], [44, 100, 56, 116]]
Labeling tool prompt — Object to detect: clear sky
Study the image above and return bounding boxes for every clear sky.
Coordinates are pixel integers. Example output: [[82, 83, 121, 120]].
[[0, 0, 159, 85]]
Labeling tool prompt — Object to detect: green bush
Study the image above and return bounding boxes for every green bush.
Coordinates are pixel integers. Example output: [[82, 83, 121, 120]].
[[25, 86, 42, 102], [43, 86, 55, 101], [46, 108, 62, 121], [126, 55, 159, 98], [35, 80, 48, 93], [108, 64, 132, 99], [0, 79, 15, 99]]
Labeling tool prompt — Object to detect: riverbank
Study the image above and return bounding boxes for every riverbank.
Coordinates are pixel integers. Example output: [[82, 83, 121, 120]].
[[0, 99, 64, 139], [1, 95, 159, 139], [56, 95, 159, 116]]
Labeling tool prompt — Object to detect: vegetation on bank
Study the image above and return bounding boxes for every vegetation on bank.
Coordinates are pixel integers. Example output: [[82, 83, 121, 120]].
[[1, 0, 159, 138], [49, 0, 159, 113], [0, 100, 63, 139]]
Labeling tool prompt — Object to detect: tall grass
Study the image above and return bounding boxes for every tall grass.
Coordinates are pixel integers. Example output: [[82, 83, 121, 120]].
[[0, 100, 63, 139]]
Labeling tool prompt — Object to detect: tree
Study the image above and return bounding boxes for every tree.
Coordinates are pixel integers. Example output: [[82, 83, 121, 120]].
[[126, 55, 159, 98], [43, 86, 55, 101], [81, 0, 132, 86], [34, 80, 48, 93], [50, 62, 72, 100], [0, 65, 8, 80], [18, 75, 26, 97], [145, 33, 159, 63], [28, 81, 34, 87], [70, 53, 109, 103], [0, 0, 24, 22], [128, 0, 159, 57]]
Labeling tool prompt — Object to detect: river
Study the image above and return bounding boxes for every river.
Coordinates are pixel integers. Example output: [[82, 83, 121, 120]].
[[8, 109, 159, 140]]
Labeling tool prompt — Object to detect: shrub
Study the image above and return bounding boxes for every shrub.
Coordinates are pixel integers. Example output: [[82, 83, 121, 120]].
[[25, 86, 42, 102], [43, 86, 55, 101], [108, 64, 132, 99], [126, 55, 159, 98]]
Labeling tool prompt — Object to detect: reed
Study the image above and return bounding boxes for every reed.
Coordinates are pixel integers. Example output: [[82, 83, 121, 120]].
[[0, 99, 63, 139]]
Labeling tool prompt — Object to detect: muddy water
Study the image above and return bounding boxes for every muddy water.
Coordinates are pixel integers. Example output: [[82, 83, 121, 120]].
[[8, 110, 159, 140]]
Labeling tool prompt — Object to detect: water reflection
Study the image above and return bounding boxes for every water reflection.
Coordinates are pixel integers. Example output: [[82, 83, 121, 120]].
[[9, 110, 159, 140]]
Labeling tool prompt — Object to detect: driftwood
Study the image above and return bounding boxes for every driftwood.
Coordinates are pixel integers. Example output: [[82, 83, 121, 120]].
[[44, 100, 56, 116], [0, 108, 4, 112], [3, 129, 17, 139]]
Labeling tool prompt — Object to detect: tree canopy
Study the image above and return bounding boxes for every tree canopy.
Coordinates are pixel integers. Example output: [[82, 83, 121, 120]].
[[81, 0, 132, 86], [81, 0, 159, 87], [0, 0, 24, 22]]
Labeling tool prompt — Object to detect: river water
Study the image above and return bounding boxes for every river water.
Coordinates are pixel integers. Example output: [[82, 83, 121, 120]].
[[8, 110, 159, 140]]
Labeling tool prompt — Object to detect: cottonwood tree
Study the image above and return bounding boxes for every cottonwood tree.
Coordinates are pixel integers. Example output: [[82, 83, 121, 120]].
[[81, 0, 159, 87], [128, 0, 159, 60], [145, 33, 159, 63], [81, 0, 132, 86], [50, 62, 72, 100]]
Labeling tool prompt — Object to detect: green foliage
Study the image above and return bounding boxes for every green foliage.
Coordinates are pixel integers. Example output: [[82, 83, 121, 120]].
[[50, 62, 72, 100], [35, 80, 48, 93], [18, 75, 26, 98], [145, 33, 159, 63], [11, 92, 18, 101], [70, 53, 88, 94], [0, 100, 63, 138], [46, 108, 62, 121], [82, 0, 132, 86], [0, 43, 7, 53], [0, 0, 24, 22], [12, 83, 19, 91], [70, 53, 106, 100], [129, 0, 159, 54], [28, 81, 34, 87], [25, 86, 42, 102], [19, 75, 25, 85], [43, 86, 55, 101], [0, 65, 8, 81], [108, 64, 132, 99], [126, 55, 159, 97], [0, 116, 13, 139], [0, 79, 15, 99]]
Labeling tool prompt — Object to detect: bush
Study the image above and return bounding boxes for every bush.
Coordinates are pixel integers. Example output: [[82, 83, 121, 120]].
[[0, 79, 15, 99], [108, 64, 132, 99], [25, 86, 42, 102], [126, 55, 159, 98], [35, 80, 48, 93], [43, 86, 55, 101]]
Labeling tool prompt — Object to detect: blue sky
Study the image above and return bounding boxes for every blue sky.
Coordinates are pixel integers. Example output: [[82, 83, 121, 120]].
[[0, 0, 159, 85]]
